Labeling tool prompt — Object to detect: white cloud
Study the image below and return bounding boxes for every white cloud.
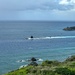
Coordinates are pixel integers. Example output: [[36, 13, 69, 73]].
[[70, 0, 75, 3], [59, 0, 75, 5], [0, 0, 75, 21], [59, 0, 69, 5], [0, 0, 74, 11]]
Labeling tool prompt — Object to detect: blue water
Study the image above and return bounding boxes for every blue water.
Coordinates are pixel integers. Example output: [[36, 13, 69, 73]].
[[0, 21, 75, 75]]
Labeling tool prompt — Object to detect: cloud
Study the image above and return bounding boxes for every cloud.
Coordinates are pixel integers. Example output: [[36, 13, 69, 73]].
[[0, 0, 75, 21], [0, 0, 75, 11], [59, 0, 70, 5], [59, 0, 75, 5]]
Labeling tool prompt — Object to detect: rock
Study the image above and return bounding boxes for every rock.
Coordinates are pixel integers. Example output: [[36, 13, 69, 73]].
[[28, 57, 38, 66], [63, 26, 75, 31], [31, 57, 37, 61], [28, 61, 38, 66], [65, 55, 75, 62]]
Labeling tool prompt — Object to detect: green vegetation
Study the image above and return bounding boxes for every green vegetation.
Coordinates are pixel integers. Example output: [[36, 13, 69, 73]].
[[5, 55, 75, 75]]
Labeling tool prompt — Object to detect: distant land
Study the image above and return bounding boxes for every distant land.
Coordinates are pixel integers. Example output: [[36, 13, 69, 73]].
[[63, 26, 75, 31]]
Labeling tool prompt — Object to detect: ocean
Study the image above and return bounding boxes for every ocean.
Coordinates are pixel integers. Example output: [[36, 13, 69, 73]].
[[0, 21, 75, 75]]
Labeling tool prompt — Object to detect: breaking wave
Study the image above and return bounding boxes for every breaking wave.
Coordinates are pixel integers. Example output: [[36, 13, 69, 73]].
[[19, 65, 27, 69], [17, 60, 25, 63], [38, 58, 43, 62]]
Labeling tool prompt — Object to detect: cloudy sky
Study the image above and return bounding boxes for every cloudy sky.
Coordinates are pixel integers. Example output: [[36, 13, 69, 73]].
[[0, 0, 75, 21]]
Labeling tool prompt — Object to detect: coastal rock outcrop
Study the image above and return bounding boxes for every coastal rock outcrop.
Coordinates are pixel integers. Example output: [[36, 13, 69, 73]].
[[28, 61, 38, 66], [28, 57, 38, 66], [5, 55, 75, 75], [63, 26, 75, 31]]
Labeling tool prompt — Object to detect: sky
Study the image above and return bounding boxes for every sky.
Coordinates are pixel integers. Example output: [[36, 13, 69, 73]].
[[0, 0, 75, 21]]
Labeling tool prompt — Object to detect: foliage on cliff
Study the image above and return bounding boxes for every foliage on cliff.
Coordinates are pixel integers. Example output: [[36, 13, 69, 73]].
[[5, 55, 75, 75]]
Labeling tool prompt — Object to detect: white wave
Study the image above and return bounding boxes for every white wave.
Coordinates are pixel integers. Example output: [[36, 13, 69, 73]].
[[17, 60, 25, 63], [19, 65, 27, 69], [27, 36, 75, 40], [38, 58, 43, 62]]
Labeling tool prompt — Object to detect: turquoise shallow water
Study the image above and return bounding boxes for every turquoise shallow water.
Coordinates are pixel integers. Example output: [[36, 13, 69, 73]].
[[0, 21, 75, 75]]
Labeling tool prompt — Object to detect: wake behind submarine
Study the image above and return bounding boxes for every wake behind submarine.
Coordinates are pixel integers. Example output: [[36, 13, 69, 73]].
[[25, 36, 34, 40]]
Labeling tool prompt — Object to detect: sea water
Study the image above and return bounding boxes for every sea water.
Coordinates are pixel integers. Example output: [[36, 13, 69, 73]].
[[0, 21, 75, 75]]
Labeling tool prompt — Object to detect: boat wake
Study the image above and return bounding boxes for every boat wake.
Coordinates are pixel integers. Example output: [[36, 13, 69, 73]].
[[27, 36, 75, 40]]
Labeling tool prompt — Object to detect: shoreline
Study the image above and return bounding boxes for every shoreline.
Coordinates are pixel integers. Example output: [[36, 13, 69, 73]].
[[4, 55, 75, 75]]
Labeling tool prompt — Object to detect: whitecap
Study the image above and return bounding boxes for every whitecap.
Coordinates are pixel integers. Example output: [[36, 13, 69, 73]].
[[38, 58, 43, 62], [17, 60, 25, 63], [19, 65, 27, 69]]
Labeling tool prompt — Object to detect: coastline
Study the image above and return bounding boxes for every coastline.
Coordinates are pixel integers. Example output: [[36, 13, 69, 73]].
[[63, 26, 75, 31], [5, 55, 75, 75]]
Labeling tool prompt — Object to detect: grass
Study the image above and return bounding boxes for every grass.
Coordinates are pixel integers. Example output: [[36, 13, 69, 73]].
[[5, 55, 75, 75]]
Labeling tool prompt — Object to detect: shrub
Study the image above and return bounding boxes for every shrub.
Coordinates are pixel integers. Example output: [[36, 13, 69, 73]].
[[65, 55, 75, 62], [41, 60, 59, 66], [55, 67, 75, 75], [41, 70, 55, 75]]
